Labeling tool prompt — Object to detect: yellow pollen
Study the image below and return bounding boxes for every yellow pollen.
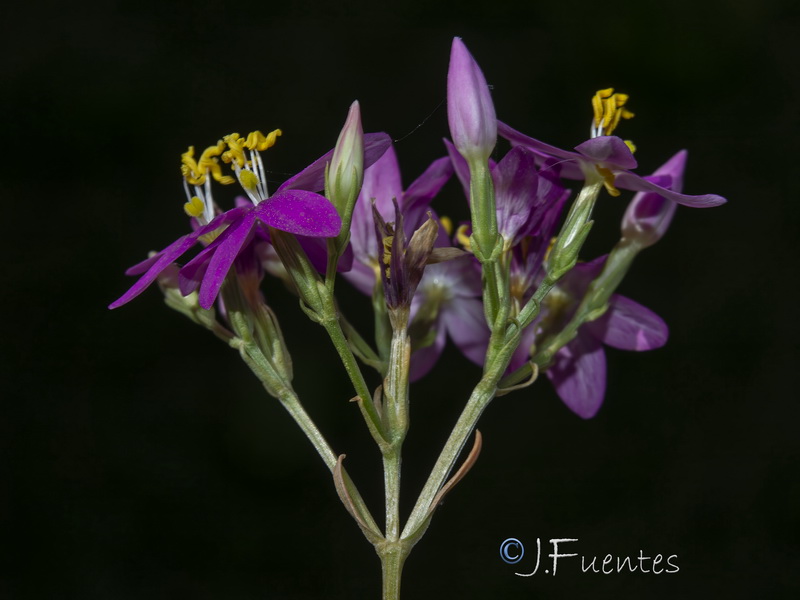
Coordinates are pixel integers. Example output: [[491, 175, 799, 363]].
[[239, 169, 260, 191], [183, 196, 205, 218], [624, 140, 637, 154], [222, 129, 282, 167], [596, 165, 621, 197], [455, 224, 472, 252], [439, 215, 453, 236], [181, 141, 235, 186], [591, 88, 634, 137], [382, 235, 394, 278], [221, 133, 247, 167], [244, 129, 282, 151]]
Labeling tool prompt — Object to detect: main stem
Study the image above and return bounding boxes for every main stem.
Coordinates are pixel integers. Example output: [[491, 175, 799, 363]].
[[379, 540, 409, 600], [379, 316, 411, 597]]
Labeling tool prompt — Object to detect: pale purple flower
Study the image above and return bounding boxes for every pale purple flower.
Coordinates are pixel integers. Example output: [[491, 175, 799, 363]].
[[408, 257, 488, 381], [621, 150, 686, 248], [445, 139, 569, 247], [497, 121, 726, 208], [528, 257, 668, 419], [447, 38, 497, 162]]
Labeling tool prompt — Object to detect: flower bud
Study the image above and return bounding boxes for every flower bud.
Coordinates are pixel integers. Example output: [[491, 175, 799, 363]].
[[621, 150, 685, 248], [447, 38, 497, 163], [329, 101, 365, 221]]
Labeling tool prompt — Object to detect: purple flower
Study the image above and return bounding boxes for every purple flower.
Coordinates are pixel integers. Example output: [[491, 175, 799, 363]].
[[621, 150, 685, 248], [408, 257, 488, 381], [110, 131, 391, 310], [445, 139, 569, 248], [535, 257, 668, 419], [447, 38, 497, 162], [497, 121, 727, 208]]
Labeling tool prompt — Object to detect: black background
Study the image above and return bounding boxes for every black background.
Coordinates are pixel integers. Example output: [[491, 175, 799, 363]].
[[4, 0, 799, 598]]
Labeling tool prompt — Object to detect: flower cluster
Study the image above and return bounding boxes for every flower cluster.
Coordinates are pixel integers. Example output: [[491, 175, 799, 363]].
[[110, 38, 728, 597], [111, 39, 726, 420]]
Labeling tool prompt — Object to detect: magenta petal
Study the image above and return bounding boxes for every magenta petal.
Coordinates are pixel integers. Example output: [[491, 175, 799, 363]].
[[109, 233, 199, 309], [197, 213, 258, 309], [587, 294, 669, 351], [574, 136, 638, 170], [122, 208, 247, 276], [124, 252, 162, 276], [178, 244, 216, 295], [279, 132, 392, 193], [409, 323, 447, 382], [614, 170, 726, 207], [547, 334, 606, 419], [254, 190, 341, 237]]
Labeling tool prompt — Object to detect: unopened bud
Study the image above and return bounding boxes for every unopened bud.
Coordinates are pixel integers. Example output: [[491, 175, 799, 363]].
[[329, 101, 364, 222], [447, 38, 497, 163]]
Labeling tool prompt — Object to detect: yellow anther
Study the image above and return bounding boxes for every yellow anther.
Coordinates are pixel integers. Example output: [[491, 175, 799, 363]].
[[624, 140, 637, 154], [243, 129, 282, 151], [596, 166, 621, 197], [591, 88, 634, 137], [455, 224, 472, 252], [181, 141, 234, 185], [199, 141, 235, 185], [183, 196, 205, 218], [239, 169, 260, 192], [382, 235, 394, 278], [221, 133, 248, 167], [439, 215, 453, 236], [181, 146, 202, 184]]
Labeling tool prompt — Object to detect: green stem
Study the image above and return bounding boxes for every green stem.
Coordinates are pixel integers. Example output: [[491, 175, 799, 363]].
[[320, 292, 389, 447], [378, 541, 409, 600], [383, 450, 401, 541], [468, 158, 499, 262], [382, 322, 410, 541]]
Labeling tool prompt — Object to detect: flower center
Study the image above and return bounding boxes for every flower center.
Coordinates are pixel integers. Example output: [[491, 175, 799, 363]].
[[179, 129, 282, 226], [221, 129, 282, 204], [590, 88, 634, 138], [589, 88, 637, 197]]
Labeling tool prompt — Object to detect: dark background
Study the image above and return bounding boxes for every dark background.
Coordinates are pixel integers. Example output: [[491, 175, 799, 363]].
[[3, 0, 798, 598]]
